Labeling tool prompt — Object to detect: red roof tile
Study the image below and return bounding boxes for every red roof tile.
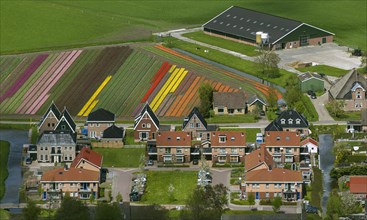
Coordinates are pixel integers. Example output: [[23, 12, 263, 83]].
[[245, 144, 273, 171], [211, 131, 246, 146], [71, 147, 103, 169], [156, 131, 191, 146], [246, 168, 303, 182], [301, 137, 318, 147], [264, 131, 300, 146], [349, 176, 367, 194], [41, 167, 99, 182]]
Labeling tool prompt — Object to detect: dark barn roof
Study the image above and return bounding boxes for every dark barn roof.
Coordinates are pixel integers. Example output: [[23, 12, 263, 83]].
[[103, 125, 124, 139], [87, 108, 115, 122], [134, 103, 160, 129], [203, 6, 333, 45]]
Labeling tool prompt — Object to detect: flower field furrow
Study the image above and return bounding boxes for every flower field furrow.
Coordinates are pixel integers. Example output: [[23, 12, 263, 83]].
[[141, 62, 171, 103], [83, 100, 99, 117], [170, 70, 188, 93], [156, 93, 172, 116], [145, 72, 170, 104], [27, 50, 83, 114], [0, 57, 22, 83], [150, 61, 169, 84], [176, 77, 204, 117], [78, 75, 112, 116], [0, 54, 48, 101], [163, 95, 182, 117]]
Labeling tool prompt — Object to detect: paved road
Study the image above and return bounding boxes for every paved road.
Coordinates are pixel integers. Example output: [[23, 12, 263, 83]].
[[309, 93, 334, 122], [0, 130, 29, 204], [110, 168, 138, 202]]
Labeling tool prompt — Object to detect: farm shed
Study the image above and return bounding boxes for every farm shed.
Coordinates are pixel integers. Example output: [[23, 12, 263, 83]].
[[203, 6, 334, 49], [298, 72, 324, 93]]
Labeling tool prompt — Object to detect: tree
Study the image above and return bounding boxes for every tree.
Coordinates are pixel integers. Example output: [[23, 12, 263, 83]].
[[181, 184, 228, 220], [340, 191, 362, 215], [198, 83, 213, 118], [326, 190, 342, 219], [327, 100, 345, 118], [247, 192, 255, 206], [267, 87, 278, 109], [23, 200, 41, 220], [116, 192, 123, 203], [95, 202, 123, 220], [255, 50, 281, 78], [333, 142, 351, 165], [272, 196, 282, 212], [89, 193, 95, 204], [55, 197, 89, 220]]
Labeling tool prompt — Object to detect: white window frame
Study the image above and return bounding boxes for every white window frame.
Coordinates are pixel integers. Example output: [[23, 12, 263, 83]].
[[218, 156, 226, 163], [219, 136, 226, 143], [147, 123, 151, 128], [280, 119, 286, 124]]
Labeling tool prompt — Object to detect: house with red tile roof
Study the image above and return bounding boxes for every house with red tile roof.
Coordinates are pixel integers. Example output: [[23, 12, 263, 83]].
[[211, 131, 247, 163], [40, 167, 99, 200], [40, 147, 102, 200], [245, 144, 273, 172], [71, 147, 103, 172], [156, 131, 192, 163], [348, 176, 367, 201], [300, 137, 318, 154], [264, 131, 302, 164]]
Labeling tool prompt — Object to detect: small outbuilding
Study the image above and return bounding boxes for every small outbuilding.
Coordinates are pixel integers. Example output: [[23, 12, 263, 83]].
[[298, 72, 324, 93]]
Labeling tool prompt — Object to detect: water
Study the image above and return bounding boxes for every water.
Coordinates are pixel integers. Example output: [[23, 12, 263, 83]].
[[318, 134, 335, 214], [0, 129, 29, 204]]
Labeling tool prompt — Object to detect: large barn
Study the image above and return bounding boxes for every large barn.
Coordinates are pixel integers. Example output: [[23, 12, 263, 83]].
[[203, 6, 334, 50]]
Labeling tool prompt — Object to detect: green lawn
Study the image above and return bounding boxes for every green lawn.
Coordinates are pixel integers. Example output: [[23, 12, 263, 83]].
[[0, 141, 10, 200], [206, 114, 257, 124], [140, 171, 197, 204], [93, 147, 145, 167], [325, 106, 361, 121], [0, 209, 10, 220], [310, 167, 323, 211], [183, 31, 260, 57], [219, 128, 260, 142], [1, 0, 365, 54], [297, 65, 349, 77]]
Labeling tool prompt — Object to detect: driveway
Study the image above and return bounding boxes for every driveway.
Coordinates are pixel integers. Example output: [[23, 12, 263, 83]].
[[308, 93, 334, 122], [0, 130, 29, 204], [110, 168, 138, 202], [276, 43, 361, 70]]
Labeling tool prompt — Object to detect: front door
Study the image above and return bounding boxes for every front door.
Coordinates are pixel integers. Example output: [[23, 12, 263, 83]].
[[43, 192, 47, 200], [255, 192, 259, 200], [297, 192, 300, 200]]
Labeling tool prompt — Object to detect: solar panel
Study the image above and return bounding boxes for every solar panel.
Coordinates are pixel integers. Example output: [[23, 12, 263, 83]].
[[253, 21, 257, 24], [247, 19, 251, 22], [280, 28, 284, 30], [240, 27, 244, 29], [220, 21, 223, 25], [260, 22, 264, 25], [240, 17, 244, 20], [246, 28, 250, 31], [267, 24, 271, 27], [226, 14, 231, 17], [233, 16, 237, 19], [233, 25, 237, 28], [226, 23, 230, 26], [213, 20, 217, 23], [285, 29, 289, 31]]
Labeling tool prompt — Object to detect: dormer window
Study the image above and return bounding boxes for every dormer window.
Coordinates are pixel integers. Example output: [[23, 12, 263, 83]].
[[176, 137, 181, 140], [281, 119, 286, 124], [356, 91, 361, 99], [296, 119, 301, 124], [276, 136, 280, 141], [219, 136, 226, 143], [231, 137, 235, 141], [285, 136, 290, 141], [147, 123, 151, 128], [142, 123, 146, 128], [288, 119, 293, 124]]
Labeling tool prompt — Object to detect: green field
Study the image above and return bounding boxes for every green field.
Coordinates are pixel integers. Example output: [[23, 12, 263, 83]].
[[297, 65, 350, 77], [93, 147, 145, 167], [1, 0, 365, 54], [183, 31, 260, 57], [140, 171, 197, 205], [0, 141, 10, 200]]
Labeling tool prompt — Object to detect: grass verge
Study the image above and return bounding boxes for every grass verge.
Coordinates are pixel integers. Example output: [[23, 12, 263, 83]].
[[140, 171, 197, 205], [296, 65, 349, 77], [0, 141, 10, 200], [310, 167, 323, 211], [93, 147, 145, 167], [183, 31, 260, 57], [0, 209, 10, 220], [206, 114, 257, 124]]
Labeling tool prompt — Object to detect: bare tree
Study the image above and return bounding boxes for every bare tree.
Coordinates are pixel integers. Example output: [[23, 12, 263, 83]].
[[255, 50, 281, 78]]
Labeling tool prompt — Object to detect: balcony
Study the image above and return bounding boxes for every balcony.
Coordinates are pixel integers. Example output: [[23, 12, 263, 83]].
[[300, 147, 309, 155], [190, 148, 200, 155], [148, 146, 157, 155], [48, 188, 60, 192], [202, 148, 212, 155], [79, 188, 92, 192]]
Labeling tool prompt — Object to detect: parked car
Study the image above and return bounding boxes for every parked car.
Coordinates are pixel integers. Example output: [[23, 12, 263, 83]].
[[306, 205, 318, 213], [26, 157, 32, 165], [310, 92, 317, 99], [192, 159, 199, 165], [147, 160, 154, 166]]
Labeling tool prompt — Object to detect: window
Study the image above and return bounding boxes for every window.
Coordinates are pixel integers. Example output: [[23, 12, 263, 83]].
[[230, 156, 238, 163], [48, 123, 50, 127], [285, 148, 292, 154], [266, 192, 269, 198], [218, 108, 224, 113], [266, 184, 269, 189], [296, 119, 301, 124], [61, 125, 66, 130], [288, 119, 293, 124], [256, 184, 260, 188], [190, 123, 194, 128], [274, 148, 280, 153], [280, 119, 285, 124], [199, 133, 203, 138], [273, 156, 281, 162], [268, 147, 272, 152], [228, 109, 234, 114], [195, 123, 200, 128], [69, 156, 72, 160], [41, 147, 43, 151], [176, 156, 184, 163], [147, 123, 151, 128], [285, 136, 290, 141], [237, 108, 242, 112], [96, 123, 100, 127], [152, 132, 156, 139], [90, 123, 94, 127], [219, 136, 226, 143], [69, 146, 72, 150], [231, 148, 238, 154], [45, 155, 48, 161], [219, 148, 226, 154], [65, 147, 67, 150], [276, 136, 280, 141], [252, 184, 255, 188], [142, 123, 146, 128], [64, 157, 67, 160], [285, 156, 293, 162], [357, 91, 361, 99], [231, 137, 235, 141], [41, 155, 43, 160], [177, 148, 183, 154], [218, 156, 226, 163], [165, 148, 171, 154], [45, 147, 48, 151]]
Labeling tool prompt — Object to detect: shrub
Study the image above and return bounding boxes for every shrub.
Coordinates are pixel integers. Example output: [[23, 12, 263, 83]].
[[260, 199, 272, 205]]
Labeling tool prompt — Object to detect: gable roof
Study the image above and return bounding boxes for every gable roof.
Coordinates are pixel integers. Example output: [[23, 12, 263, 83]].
[[210, 131, 246, 146], [298, 72, 323, 83], [264, 120, 283, 132], [247, 95, 267, 106], [203, 6, 333, 45], [55, 108, 76, 133], [245, 144, 273, 171], [349, 176, 367, 194], [300, 137, 319, 147], [156, 131, 191, 146], [213, 92, 246, 109], [41, 167, 99, 182], [70, 147, 103, 169], [182, 107, 207, 130], [87, 108, 115, 122], [38, 101, 61, 127], [329, 69, 367, 99], [264, 131, 301, 146], [265, 109, 308, 131], [246, 168, 303, 182], [102, 125, 124, 139], [134, 103, 159, 129], [37, 130, 76, 145]]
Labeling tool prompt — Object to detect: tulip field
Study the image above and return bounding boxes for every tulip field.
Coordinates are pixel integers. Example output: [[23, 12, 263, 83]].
[[0, 44, 276, 119]]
